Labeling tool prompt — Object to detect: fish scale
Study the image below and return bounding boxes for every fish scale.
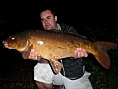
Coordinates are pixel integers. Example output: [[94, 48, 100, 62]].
[[2, 30, 117, 74]]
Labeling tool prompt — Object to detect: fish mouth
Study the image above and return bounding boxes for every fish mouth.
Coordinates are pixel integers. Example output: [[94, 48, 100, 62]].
[[2, 41, 13, 49]]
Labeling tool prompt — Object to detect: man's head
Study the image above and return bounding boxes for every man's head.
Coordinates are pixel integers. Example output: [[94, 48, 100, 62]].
[[39, 8, 58, 30]]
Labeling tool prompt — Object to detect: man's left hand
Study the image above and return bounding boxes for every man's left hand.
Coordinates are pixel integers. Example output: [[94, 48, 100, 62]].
[[74, 48, 88, 58]]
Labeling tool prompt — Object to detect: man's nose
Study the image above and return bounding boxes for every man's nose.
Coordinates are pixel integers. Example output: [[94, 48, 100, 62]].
[[44, 20, 48, 24]]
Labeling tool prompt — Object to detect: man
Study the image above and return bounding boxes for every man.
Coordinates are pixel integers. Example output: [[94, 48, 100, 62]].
[[27, 8, 93, 89]]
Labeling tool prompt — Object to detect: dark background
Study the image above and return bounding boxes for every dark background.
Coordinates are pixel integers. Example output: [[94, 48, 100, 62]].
[[1, 0, 118, 38], [0, 0, 118, 89]]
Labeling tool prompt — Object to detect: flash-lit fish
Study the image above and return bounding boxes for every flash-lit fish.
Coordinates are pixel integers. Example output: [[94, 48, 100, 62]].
[[2, 30, 117, 74]]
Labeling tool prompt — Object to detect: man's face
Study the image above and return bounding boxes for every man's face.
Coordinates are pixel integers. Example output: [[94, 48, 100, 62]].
[[40, 10, 57, 30]]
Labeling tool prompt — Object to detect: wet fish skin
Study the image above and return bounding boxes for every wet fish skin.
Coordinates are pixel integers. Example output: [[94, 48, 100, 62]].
[[2, 30, 117, 74]]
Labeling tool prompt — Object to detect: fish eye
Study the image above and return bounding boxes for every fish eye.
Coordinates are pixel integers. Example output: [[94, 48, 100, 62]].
[[11, 37, 15, 40]]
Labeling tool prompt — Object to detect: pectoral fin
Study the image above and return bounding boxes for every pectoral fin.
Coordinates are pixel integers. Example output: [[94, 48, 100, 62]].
[[48, 59, 62, 75], [22, 45, 33, 59]]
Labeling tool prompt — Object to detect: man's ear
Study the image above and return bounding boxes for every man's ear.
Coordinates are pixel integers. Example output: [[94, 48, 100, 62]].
[[55, 16, 57, 21]]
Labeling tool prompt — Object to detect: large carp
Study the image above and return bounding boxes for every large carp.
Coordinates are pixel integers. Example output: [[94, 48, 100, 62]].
[[2, 30, 117, 74]]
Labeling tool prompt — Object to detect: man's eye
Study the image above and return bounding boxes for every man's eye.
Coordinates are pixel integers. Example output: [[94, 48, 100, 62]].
[[47, 16, 51, 19], [41, 19, 44, 21]]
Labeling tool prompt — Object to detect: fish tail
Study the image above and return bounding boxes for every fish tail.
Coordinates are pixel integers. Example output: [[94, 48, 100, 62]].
[[95, 42, 117, 51], [92, 42, 117, 69]]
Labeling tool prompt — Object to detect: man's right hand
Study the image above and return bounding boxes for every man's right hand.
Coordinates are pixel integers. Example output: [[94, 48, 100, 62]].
[[28, 49, 41, 61], [28, 49, 48, 63]]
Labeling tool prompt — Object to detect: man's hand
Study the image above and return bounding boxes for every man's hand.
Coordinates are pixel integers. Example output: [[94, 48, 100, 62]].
[[28, 49, 48, 63], [29, 49, 42, 61], [28, 48, 88, 61], [74, 48, 88, 58]]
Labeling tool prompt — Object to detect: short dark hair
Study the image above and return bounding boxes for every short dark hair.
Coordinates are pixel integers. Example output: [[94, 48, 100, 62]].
[[39, 7, 56, 16]]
